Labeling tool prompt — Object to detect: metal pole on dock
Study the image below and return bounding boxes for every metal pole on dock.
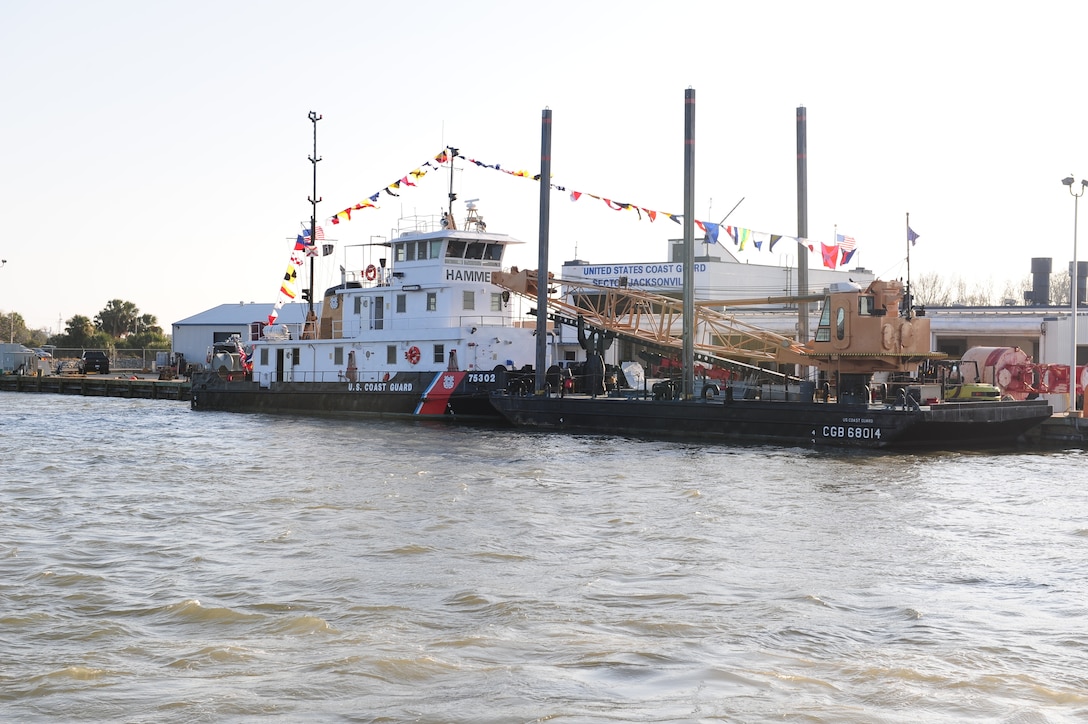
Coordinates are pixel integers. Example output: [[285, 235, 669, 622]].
[[682, 88, 696, 399], [535, 108, 552, 393], [795, 106, 809, 344]]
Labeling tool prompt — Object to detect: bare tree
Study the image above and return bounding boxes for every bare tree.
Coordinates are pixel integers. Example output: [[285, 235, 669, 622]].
[[1000, 275, 1031, 305], [911, 271, 953, 306], [912, 272, 1018, 306], [1052, 269, 1071, 306], [962, 278, 995, 306]]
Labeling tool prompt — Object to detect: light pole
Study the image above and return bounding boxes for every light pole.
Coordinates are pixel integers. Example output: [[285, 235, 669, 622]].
[[1, 261, 8, 343], [1062, 176, 1087, 415]]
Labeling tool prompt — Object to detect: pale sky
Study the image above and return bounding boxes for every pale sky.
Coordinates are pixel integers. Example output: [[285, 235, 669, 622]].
[[3, 1, 1087, 333]]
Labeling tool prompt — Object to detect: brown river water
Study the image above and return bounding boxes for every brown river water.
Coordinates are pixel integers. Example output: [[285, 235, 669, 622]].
[[2, 393, 1086, 722]]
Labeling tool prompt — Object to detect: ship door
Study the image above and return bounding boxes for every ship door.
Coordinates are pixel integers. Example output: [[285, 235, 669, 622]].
[[275, 348, 285, 383], [372, 295, 384, 330]]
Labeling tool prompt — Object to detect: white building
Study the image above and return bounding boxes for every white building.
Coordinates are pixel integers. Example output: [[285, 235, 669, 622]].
[[172, 302, 317, 372], [561, 239, 874, 306]]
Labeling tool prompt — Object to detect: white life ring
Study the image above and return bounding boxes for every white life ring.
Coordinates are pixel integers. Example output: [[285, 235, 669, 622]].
[[365, 264, 378, 281]]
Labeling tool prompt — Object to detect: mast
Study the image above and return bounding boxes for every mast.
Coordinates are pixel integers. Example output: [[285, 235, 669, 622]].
[[305, 111, 322, 337], [447, 146, 457, 219], [905, 211, 913, 320], [682, 88, 696, 399], [535, 109, 552, 393]]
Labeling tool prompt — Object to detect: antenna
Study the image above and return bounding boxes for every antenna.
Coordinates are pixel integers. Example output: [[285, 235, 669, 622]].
[[717, 197, 745, 225], [445, 146, 459, 217], [463, 198, 485, 232]]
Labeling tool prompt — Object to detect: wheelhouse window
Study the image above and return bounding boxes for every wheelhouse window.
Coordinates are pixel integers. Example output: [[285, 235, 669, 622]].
[[446, 240, 466, 258], [815, 298, 832, 342], [486, 243, 503, 261], [466, 242, 486, 259], [395, 244, 406, 262]]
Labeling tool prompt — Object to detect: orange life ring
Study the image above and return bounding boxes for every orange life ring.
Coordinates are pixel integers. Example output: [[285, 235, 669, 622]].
[[365, 264, 378, 281], [405, 346, 421, 365]]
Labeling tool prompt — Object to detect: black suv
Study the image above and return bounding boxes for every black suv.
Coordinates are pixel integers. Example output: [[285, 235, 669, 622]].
[[80, 350, 110, 374]]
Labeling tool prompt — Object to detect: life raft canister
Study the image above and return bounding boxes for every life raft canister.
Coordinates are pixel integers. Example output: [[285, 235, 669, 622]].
[[405, 346, 421, 365]]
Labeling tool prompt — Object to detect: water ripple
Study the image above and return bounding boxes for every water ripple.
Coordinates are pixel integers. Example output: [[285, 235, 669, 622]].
[[1, 394, 1086, 722]]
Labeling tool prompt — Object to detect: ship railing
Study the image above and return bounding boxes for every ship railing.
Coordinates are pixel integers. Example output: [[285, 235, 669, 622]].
[[391, 214, 446, 236], [330, 315, 523, 337], [255, 370, 346, 387], [266, 368, 495, 385], [261, 369, 366, 384]]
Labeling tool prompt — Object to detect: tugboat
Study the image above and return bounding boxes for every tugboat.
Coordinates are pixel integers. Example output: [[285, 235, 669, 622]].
[[191, 115, 540, 419], [190, 204, 540, 419]]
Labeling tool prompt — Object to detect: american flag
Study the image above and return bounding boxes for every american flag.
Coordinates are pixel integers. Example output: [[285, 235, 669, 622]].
[[303, 225, 325, 243], [836, 233, 856, 251]]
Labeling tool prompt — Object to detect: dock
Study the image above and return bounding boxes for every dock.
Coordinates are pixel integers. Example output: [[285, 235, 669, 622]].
[[1026, 413, 1088, 447], [0, 374, 191, 401]]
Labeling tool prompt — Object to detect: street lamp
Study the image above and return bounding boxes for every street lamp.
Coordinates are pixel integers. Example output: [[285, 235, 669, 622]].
[[1, 261, 7, 343], [1062, 176, 1087, 415]]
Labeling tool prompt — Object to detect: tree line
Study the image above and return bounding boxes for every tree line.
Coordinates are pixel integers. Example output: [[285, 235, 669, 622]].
[[911, 270, 1073, 307], [0, 299, 171, 350]]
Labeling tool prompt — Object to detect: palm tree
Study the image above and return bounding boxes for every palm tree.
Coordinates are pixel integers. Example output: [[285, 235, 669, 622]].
[[65, 315, 96, 346], [95, 299, 139, 338]]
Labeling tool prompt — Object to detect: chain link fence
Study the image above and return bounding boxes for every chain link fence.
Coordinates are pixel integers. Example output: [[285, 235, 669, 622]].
[[46, 348, 174, 375]]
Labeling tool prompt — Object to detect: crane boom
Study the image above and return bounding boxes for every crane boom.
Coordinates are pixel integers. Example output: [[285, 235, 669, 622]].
[[492, 269, 945, 377]]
